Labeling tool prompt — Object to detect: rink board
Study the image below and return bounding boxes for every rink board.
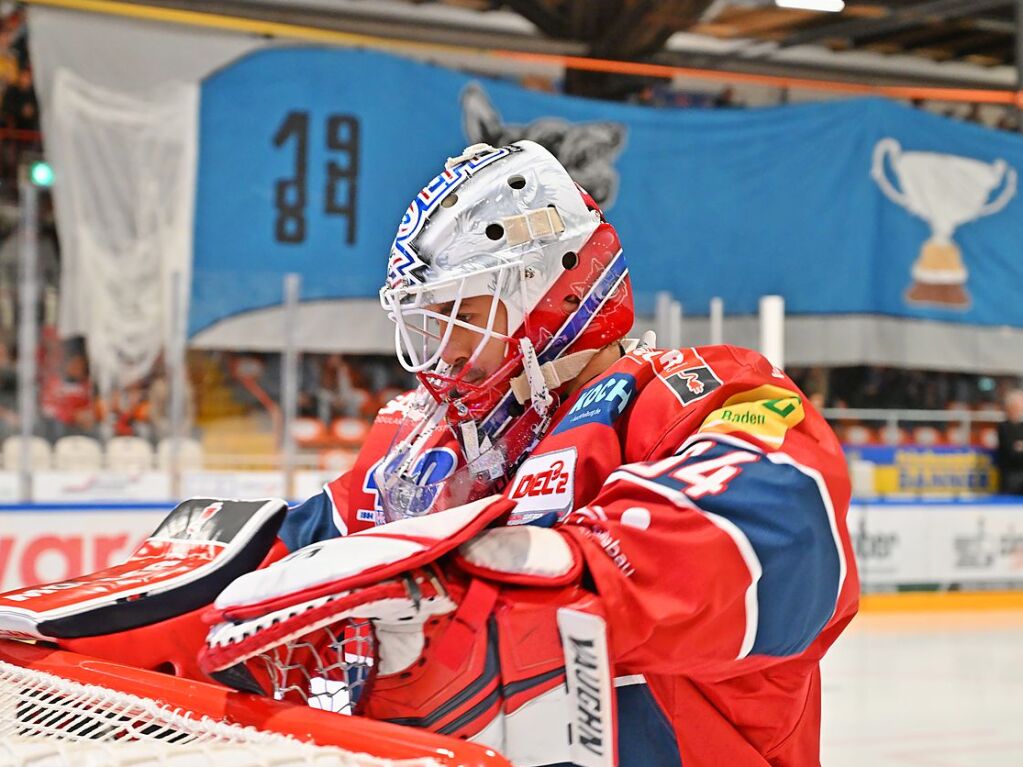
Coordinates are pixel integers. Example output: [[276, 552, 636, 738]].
[[1, 487, 1022, 592], [850, 499, 1023, 591], [0, 469, 343, 592]]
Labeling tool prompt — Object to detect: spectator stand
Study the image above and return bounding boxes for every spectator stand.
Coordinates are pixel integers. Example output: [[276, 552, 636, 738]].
[[0, 8, 38, 198], [825, 407, 1005, 499]]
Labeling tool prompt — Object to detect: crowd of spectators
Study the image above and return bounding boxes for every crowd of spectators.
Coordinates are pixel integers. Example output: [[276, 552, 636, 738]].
[[787, 364, 1017, 451], [517, 71, 1016, 131], [907, 97, 1022, 133], [0, 329, 414, 451], [0, 327, 1019, 452], [789, 365, 1012, 412], [227, 350, 413, 425], [0, 6, 36, 187], [627, 84, 740, 109]]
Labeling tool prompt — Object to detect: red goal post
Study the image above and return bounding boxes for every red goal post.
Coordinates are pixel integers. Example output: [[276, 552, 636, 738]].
[[0, 639, 510, 767]]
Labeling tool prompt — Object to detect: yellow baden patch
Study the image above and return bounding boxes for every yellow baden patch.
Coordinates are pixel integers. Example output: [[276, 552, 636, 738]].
[[699, 385, 805, 447]]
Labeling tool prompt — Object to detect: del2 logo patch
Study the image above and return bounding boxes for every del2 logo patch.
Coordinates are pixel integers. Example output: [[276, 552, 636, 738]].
[[507, 447, 577, 520]]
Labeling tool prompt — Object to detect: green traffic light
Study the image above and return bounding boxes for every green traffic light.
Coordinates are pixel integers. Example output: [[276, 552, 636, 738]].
[[30, 161, 54, 188]]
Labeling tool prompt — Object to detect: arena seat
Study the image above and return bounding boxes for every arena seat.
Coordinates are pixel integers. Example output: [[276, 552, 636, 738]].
[[156, 437, 204, 470], [910, 426, 942, 446], [1, 436, 52, 470], [319, 447, 358, 473], [841, 424, 876, 446], [880, 424, 908, 445], [106, 436, 154, 471], [331, 417, 370, 448], [976, 425, 999, 450], [53, 435, 104, 471], [291, 417, 327, 447], [943, 423, 970, 445]]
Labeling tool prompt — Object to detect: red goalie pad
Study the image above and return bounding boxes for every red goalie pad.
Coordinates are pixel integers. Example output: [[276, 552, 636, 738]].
[[219, 577, 617, 767], [0, 498, 288, 679]]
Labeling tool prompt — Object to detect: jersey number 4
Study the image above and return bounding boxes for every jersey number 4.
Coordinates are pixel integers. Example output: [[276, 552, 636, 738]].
[[631, 441, 760, 500]]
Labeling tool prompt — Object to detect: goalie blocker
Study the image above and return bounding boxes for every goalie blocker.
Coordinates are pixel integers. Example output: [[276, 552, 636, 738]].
[[0, 497, 289, 679], [201, 495, 618, 767]]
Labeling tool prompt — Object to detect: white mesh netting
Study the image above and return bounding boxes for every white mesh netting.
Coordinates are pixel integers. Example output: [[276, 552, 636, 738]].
[[49, 67, 196, 393], [257, 620, 375, 714], [0, 660, 437, 767]]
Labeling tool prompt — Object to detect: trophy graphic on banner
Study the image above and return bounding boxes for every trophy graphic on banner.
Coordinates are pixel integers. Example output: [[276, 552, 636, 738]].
[[871, 137, 1017, 308]]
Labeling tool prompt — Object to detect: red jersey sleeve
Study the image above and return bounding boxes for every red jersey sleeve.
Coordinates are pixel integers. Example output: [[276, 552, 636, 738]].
[[559, 431, 853, 679], [556, 344, 857, 682]]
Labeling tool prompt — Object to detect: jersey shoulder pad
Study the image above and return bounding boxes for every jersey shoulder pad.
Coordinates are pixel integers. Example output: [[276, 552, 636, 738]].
[[622, 344, 814, 455]]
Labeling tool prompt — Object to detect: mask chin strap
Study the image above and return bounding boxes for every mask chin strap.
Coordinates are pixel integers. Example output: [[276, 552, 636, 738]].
[[460, 419, 492, 465], [458, 338, 558, 470], [519, 338, 554, 415], [510, 342, 597, 411], [508, 332, 656, 409]]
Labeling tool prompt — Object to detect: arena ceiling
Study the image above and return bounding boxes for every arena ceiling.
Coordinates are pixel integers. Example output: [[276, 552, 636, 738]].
[[121, 0, 1023, 93], [693, 0, 1020, 68], [432, 0, 1021, 69]]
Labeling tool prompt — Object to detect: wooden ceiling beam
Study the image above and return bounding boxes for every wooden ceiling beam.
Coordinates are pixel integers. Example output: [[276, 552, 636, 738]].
[[856, 21, 971, 49], [910, 46, 957, 61], [840, 3, 890, 20], [779, 0, 1012, 48], [862, 41, 906, 54], [945, 30, 1012, 56], [689, 5, 820, 38], [499, 0, 571, 37], [963, 50, 1012, 66]]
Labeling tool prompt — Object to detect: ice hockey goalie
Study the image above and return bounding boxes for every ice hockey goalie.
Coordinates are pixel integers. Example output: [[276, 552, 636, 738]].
[[215, 141, 860, 766], [0, 140, 858, 767]]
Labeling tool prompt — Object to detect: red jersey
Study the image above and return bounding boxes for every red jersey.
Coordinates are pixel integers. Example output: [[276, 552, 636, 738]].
[[281, 344, 859, 766]]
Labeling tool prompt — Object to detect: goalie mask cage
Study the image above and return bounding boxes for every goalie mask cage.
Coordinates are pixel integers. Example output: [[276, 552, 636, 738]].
[[0, 639, 510, 767]]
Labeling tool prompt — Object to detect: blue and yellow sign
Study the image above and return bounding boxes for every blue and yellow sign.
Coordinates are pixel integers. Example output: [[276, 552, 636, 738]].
[[850, 446, 996, 495]]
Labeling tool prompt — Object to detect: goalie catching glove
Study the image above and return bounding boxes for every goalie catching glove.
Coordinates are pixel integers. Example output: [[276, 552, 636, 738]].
[[201, 496, 618, 767]]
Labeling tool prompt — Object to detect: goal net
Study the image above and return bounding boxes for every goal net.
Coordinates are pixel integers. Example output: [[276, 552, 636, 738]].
[[0, 640, 508, 767]]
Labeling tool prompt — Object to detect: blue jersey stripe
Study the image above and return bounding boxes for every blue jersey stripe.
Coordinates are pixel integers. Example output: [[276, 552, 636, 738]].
[[646, 441, 842, 657], [537, 681, 681, 767], [616, 682, 683, 767], [280, 490, 343, 552]]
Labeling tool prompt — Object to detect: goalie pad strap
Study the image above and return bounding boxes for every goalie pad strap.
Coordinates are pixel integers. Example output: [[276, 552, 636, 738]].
[[435, 579, 500, 671]]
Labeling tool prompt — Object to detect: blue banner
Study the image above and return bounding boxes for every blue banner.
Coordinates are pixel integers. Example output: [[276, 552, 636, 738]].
[[193, 47, 1023, 336]]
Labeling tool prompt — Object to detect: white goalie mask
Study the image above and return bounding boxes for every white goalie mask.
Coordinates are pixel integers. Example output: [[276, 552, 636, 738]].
[[375, 140, 633, 521]]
